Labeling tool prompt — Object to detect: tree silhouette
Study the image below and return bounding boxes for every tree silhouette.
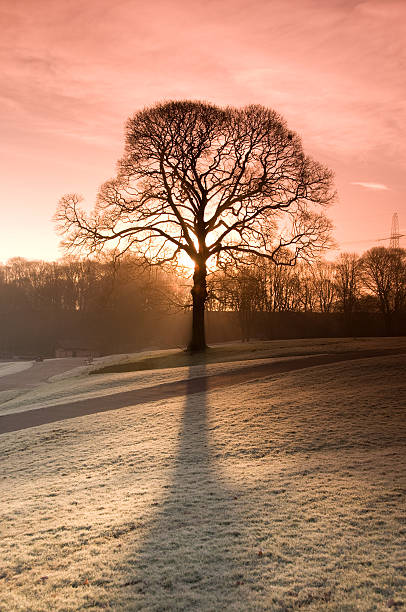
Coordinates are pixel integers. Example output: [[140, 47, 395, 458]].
[[361, 247, 406, 335], [335, 252, 360, 335], [55, 100, 335, 352]]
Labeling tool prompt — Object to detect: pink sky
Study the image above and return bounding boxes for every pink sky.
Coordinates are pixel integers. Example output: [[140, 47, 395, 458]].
[[1, 0, 405, 263]]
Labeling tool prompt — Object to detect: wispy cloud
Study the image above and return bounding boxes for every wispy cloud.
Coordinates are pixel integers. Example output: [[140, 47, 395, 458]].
[[351, 182, 389, 190]]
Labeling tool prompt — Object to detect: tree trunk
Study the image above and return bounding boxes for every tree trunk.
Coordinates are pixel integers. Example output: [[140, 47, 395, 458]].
[[188, 260, 208, 352]]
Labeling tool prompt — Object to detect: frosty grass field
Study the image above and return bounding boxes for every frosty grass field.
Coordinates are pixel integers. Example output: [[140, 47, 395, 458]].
[[1, 338, 405, 611], [0, 361, 33, 380]]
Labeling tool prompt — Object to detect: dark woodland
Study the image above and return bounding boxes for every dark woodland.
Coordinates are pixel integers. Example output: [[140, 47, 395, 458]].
[[1, 247, 405, 359]]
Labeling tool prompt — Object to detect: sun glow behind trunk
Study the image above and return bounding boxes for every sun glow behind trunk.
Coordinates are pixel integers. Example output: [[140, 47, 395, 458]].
[[178, 251, 195, 276], [178, 251, 218, 278]]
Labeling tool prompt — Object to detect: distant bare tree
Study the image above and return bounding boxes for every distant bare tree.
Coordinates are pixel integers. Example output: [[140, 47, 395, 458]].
[[267, 262, 297, 312], [294, 264, 317, 313], [55, 100, 335, 351], [311, 261, 336, 313], [335, 252, 360, 334], [361, 247, 406, 334], [209, 257, 267, 341]]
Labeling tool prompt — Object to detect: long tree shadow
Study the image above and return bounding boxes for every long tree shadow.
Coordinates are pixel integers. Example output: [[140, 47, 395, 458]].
[[123, 363, 251, 610]]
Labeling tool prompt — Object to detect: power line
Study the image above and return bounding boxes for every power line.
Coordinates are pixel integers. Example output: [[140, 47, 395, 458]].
[[339, 213, 404, 248]]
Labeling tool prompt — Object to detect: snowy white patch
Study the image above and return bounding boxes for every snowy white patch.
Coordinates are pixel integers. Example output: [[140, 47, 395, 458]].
[[0, 361, 33, 378]]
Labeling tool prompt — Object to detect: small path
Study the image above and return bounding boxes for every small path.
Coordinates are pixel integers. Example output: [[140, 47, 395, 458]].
[[0, 357, 87, 393], [1, 348, 405, 435]]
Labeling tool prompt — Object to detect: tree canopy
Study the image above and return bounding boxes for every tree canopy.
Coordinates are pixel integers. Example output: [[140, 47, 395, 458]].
[[56, 100, 335, 351]]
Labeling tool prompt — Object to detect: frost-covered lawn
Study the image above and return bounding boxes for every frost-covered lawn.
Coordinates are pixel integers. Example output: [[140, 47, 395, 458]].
[[0, 361, 33, 378], [2, 337, 406, 417], [0, 355, 319, 417], [90, 336, 406, 374], [1, 351, 405, 611]]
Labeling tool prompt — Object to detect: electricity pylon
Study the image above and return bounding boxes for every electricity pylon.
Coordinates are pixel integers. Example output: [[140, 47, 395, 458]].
[[390, 212, 402, 248]]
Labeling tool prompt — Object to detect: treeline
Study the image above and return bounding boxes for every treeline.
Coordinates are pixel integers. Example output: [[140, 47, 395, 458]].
[[0, 256, 185, 358], [207, 247, 406, 340], [1, 246, 405, 357]]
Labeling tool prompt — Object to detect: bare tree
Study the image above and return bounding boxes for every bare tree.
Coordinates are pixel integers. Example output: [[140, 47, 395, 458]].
[[55, 101, 335, 352], [208, 257, 268, 341], [335, 252, 360, 334], [311, 261, 336, 313], [292, 264, 316, 313], [361, 247, 406, 335]]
